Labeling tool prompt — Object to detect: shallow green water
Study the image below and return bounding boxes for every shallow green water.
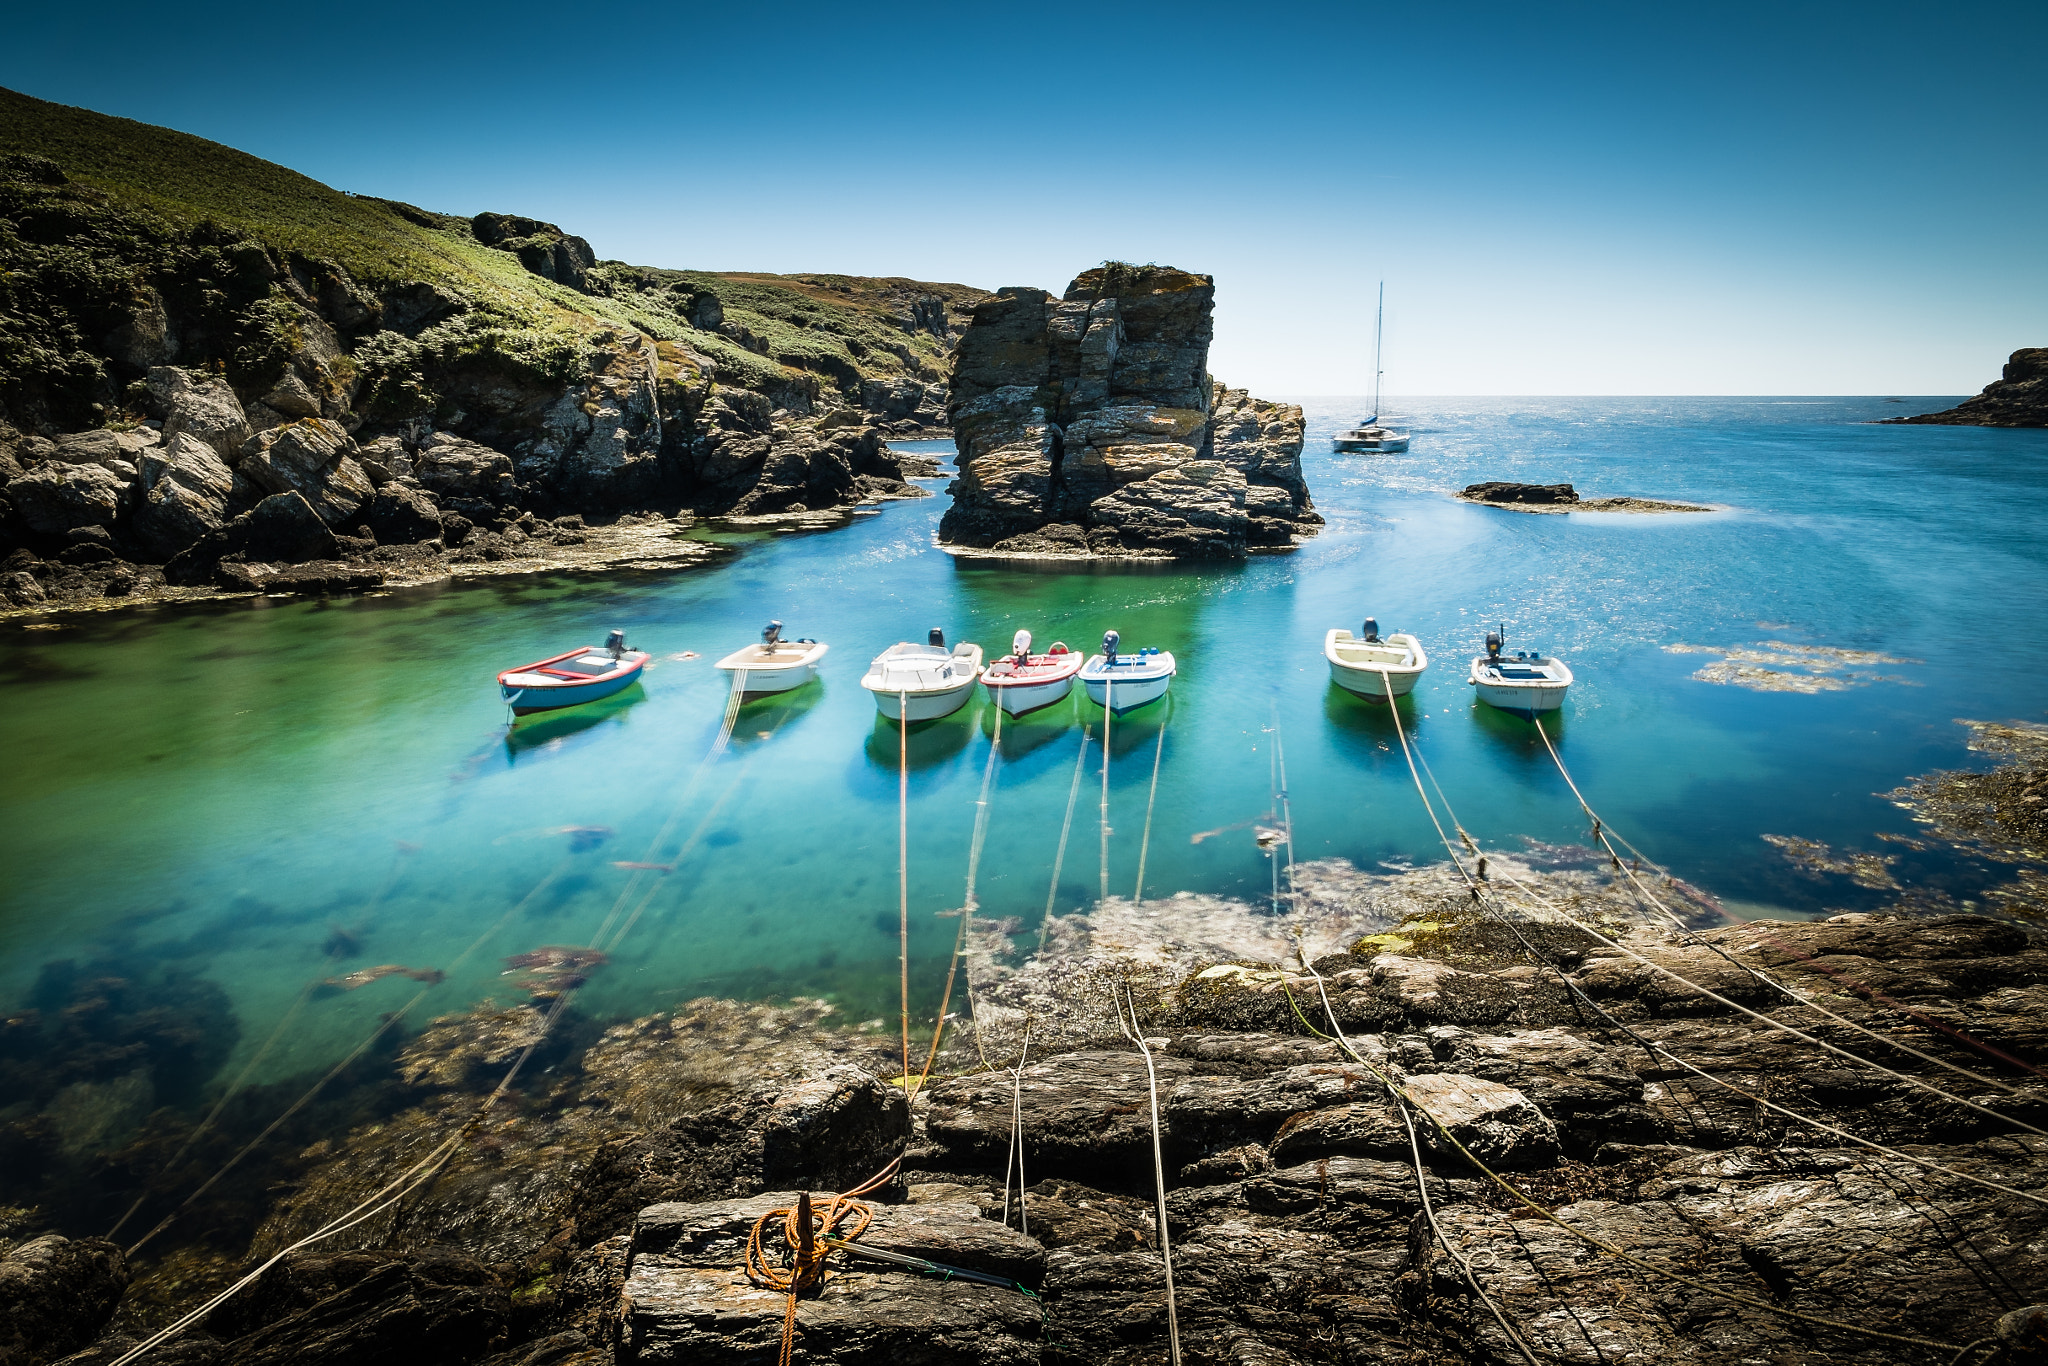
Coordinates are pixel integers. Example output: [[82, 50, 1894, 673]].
[[4, 397, 2043, 1082]]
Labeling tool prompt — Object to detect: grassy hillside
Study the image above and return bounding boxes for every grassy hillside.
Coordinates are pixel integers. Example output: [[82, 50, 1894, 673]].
[[0, 87, 986, 429]]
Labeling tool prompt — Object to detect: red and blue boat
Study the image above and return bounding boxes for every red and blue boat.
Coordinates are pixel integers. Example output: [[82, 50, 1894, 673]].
[[498, 631, 650, 715]]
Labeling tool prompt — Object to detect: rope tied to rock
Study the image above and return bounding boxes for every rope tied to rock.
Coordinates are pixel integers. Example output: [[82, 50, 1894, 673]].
[[745, 1157, 901, 1366]]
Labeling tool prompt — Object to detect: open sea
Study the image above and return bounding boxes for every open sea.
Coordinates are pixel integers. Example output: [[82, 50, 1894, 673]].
[[4, 396, 2045, 1090]]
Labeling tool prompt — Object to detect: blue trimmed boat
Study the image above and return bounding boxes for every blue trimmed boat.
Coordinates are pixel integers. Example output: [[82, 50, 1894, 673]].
[[1079, 630, 1175, 713], [499, 631, 650, 716]]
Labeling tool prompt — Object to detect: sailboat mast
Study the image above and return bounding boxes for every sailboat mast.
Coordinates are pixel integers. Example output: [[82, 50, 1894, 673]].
[[1371, 281, 1384, 423]]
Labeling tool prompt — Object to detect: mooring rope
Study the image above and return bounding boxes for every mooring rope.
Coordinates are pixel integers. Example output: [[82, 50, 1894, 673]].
[[109, 842, 423, 1242], [1115, 984, 1181, 1366], [1375, 671, 2048, 1206], [1274, 707, 1296, 904], [1133, 700, 1170, 908], [121, 848, 579, 1258], [1528, 714, 2047, 1092], [111, 971, 590, 1366], [116, 658, 802, 1360], [909, 706, 1004, 1096], [1283, 960, 1970, 1357], [1100, 677, 1114, 907], [1379, 672, 2047, 1139], [116, 669, 787, 1359], [745, 1158, 902, 1366], [1038, 726, 1092, 954], [1000, 1022, 1033, 1235], [585, 665, 749, 954], [898, 689, 912, 1087]]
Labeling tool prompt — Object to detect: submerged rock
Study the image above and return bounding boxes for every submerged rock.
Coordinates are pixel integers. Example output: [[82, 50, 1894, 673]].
[[0, 1234, 129, 1366], [940, 266, 1318, 558]]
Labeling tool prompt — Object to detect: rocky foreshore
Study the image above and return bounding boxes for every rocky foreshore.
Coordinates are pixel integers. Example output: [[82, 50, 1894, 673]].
[[0, 365, 937, 617], [1887, 348, 2048, 428], [938, 265, 1320, 560], [8, 835, 2048, 1366]]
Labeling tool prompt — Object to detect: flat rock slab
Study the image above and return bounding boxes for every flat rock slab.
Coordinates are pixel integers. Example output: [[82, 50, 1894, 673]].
[[625, 1193, 1045, 1364], [923, 1050, 1194, 1176]]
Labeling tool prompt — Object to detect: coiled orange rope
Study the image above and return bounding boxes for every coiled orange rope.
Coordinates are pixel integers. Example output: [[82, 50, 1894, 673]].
[[745, 1157, 902, 1366]]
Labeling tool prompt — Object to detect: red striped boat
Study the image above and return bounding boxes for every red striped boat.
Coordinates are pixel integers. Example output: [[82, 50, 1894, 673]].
[[498, 631, 649, 715]]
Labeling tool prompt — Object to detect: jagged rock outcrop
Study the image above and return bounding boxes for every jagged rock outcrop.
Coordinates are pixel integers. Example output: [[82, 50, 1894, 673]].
[[939, 265, 1318, 558], [1888, 348, 2048, 427]]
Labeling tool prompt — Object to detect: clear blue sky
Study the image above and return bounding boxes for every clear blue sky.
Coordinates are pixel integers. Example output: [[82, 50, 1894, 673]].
[[5, 0, 2043, 394]]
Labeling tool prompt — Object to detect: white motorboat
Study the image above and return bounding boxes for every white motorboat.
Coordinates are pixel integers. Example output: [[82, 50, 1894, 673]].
[[1467, 625, 1572, 715], [714, 620, 828, 696], [1331, 282, 1410, 454], [981, 630, 1082, 716], [861, 628, 985, 722], [1079, 630, 1175, 714], [1325, 618, 1427, 699]]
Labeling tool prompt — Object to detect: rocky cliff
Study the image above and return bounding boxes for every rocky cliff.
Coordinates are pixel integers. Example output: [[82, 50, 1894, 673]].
[[1887, 348, 2048, 427], [940, 265, 1319, 558], [0, 88, 989, 612]]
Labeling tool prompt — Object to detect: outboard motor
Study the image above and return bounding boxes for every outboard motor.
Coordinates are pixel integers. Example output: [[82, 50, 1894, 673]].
[[1103, 629, 1121, 663], [1012, 629, 1032, 663], [1485, 624, 1504, 659], [604, 629, 627, 659], [762, 620, 784, 646], [1362, 617, 1380, 643], [929, 627, 946, 649]]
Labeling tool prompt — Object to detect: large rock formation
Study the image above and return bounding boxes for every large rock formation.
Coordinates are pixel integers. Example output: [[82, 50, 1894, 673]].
[[1887, 347, 2048, 427], [940, 265, 1318, 558]]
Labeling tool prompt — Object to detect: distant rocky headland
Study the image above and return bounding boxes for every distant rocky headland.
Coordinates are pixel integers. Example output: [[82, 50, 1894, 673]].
[[939, 265, 1320, 559], [1886, 348, 2048, 427], [0, 88, 990, 614]]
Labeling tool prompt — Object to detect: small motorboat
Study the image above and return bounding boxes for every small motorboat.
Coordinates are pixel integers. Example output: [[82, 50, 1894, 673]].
[[1326, 618, 1428, 699], [981, 630, 1083, 716], [1468, 624, 1572, 716], [1080, 630, 1175, 714], [861, 628, 985, 722], [499, 630, 650, 716], [715, 620, 827, 697]]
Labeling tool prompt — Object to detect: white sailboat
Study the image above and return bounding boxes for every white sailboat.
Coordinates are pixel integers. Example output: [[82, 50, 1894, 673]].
[[1333, 282, 1410, 454]]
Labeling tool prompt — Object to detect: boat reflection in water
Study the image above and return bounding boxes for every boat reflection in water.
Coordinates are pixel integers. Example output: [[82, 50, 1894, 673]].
[[503, 684, 647, 761]]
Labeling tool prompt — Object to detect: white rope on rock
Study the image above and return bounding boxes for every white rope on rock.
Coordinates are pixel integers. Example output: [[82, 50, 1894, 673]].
[[1116, 984, 1180, 1366]]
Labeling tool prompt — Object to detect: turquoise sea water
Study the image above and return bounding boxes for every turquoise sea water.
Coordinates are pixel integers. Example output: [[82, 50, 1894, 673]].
[[3, 396, 2044, 1086]]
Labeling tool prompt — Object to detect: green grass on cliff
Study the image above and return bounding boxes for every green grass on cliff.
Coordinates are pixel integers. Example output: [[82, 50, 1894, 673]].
[[0, 87, 498, 290], [0, 86, 988, 428]]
